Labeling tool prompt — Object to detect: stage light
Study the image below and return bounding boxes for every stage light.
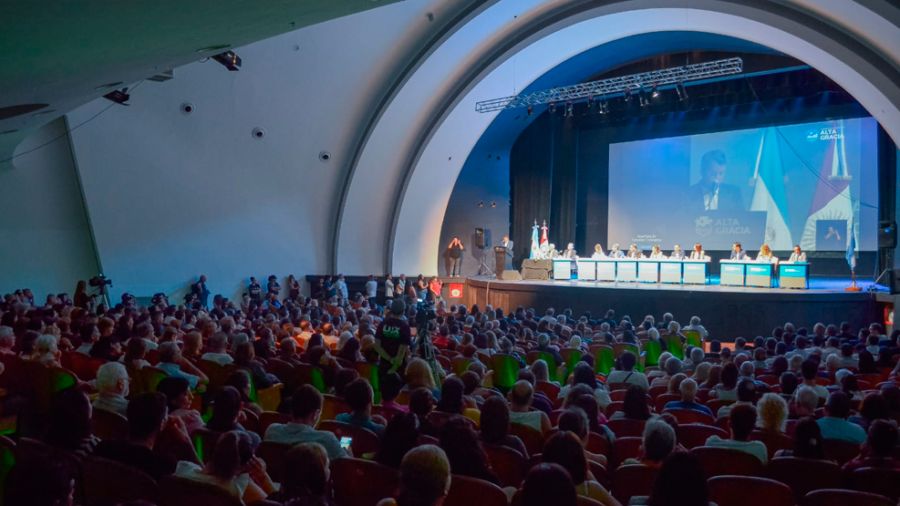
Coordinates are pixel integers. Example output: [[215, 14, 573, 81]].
[[651, 84, 660, 98], [586, 96, 594, 110], [676, 83, 688, 101], [624, 88, 632, 103], [564, 102, 574, 117], [526, 105, 533, 116], [638, 91, 649, 107], [598, 101, 609, 114], [103, 88, 130, 105], [549, 102, 557, 114], [212, 50, 242, 71]]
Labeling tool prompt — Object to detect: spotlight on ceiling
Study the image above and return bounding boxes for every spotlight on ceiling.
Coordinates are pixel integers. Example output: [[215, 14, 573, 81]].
[[676, 82, 688, 101], [598, 101, 609, 114], [103, 88, 130, 105], [526, 105, 533, 116], [549, 102, 557, 114], [212, 50, 242, 71], [623, 88, 632, 103], [650, 84, 660, 98], [638, 90, 649, 107], [564, 102, 574, 117]]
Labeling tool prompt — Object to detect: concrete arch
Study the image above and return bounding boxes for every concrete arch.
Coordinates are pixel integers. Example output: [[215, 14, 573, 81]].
[[336, 0, 900, 276]]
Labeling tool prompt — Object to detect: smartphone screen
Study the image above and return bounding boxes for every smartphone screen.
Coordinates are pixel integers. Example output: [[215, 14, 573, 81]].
[[339, 436, 353, 450]]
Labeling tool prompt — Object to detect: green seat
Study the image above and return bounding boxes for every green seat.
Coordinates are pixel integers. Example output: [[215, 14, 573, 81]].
[[356, 362, 381, 404], [560, 349, 584, 383], [0, 436, 15, 506], [490, 354, 521, 391], [643, 340, 663, 367], [663, 335, 685, 360], [683, 330, 703, 349], [593, 346, 615, 376]]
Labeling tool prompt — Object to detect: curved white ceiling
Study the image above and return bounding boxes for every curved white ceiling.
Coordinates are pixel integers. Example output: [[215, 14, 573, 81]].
[[336, 0, 900, 277]]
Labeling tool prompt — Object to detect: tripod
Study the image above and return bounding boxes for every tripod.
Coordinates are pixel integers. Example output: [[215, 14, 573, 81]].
[[476, 246, 493, 276]]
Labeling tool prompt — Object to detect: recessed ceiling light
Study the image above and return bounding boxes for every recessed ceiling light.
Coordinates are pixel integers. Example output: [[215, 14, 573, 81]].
[[94, 81, 123, 90], [195, 44, 231, 53]]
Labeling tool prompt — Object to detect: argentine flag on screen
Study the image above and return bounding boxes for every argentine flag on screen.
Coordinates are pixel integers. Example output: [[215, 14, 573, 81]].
[[750, 128, 793, 249]]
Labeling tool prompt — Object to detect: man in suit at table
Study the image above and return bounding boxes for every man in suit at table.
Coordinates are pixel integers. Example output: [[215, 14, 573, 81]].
[[788, 245, 807, 262], [501, 235, 514, 269], [730, 242, 748, 260]]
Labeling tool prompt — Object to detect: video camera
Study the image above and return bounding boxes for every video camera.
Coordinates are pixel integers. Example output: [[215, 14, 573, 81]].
[[415, 300, 437, 328], [89, 274, 112, 288]]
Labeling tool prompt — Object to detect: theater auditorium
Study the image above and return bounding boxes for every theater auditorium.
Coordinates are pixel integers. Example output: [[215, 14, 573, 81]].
[[1, 1, 899, 505]]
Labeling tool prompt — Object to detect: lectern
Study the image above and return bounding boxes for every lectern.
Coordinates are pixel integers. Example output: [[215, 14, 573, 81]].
[[493, 246, 507, 278]]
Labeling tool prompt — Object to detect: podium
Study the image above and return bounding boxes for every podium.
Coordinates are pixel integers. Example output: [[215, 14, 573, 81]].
[[521, 259, 551, 280], [720, 261, 746, 286], [779, 262, 809, 289], [746, 263, 774, 287], [659, 261, 682, 283], [493, 247, 507, 278], [682, 260, 709, 284]]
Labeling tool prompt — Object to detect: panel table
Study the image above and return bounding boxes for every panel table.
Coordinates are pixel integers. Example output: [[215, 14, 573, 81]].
[[682, 260, 710, 284], [576, 259, 597, 280], [746, 262, 774, 288], [720, 261, 747, 286], [658, 261, 683, 283], [637, 260, 659, 283], [552, 259, 573, 280], [616, 260, 638, 282], [596, 259, 617, 281], [779, 262, 809, 289]]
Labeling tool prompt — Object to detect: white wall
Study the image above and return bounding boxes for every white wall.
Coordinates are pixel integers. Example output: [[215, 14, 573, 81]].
[[0, 118, 99, 300]]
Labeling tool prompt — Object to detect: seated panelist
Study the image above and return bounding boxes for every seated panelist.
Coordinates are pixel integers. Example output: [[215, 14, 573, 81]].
[[788, 245, 807, 263], [756, 243, 778, 264], [669, 244, 685, 259], [730, 242, 747, 261], [563, 242, 577, 259], [626, 243, 643, 259], [591, 243, 606, 259], [648, 244, 665, 259], [689, 243, 707, 260], [608, 243, 625, 258]]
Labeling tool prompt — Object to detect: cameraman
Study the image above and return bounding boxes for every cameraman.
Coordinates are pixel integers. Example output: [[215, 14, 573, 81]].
[[374, 299, 412, 379]]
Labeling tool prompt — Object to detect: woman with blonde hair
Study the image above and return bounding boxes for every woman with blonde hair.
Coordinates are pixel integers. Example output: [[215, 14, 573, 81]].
[[756, 244, 777, 263], [405, 358, 439, 398], [591, 244, 606, 259], [693, 362, 712, 385], [756, 392, 788, 433]]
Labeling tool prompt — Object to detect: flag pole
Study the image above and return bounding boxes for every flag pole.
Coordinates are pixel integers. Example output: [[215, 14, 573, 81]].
[[845, 268, 861, 292]]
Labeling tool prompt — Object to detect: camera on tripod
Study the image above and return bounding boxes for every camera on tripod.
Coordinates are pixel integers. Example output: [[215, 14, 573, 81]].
[[415, 300, 437, 328], [89, 274, 112, 288]]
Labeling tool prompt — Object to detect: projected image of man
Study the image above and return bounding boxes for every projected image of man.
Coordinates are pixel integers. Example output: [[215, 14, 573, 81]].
[[689, 150, 743, 212]]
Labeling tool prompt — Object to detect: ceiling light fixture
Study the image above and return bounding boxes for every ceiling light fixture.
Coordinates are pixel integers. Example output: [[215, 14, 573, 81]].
[[212, 50, 242, 71], [103, 88, 130, 105]]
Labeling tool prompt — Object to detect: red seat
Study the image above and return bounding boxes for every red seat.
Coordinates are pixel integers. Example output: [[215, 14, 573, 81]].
[[822, 439, 861, 465], [653, 394, 680, 413], [605, 401, 624, 416], [766, 456, 842, 503], [705, 398, 733, 414], [331, 458, 399, 506], [90, 409, 129, 441], [609, 389, 628, 402], [605, 418, 645, 438], [708, 475, 794, 506], [690, 446, 763, 478], [510, 423, 545, 457], [158, 475, 241, 506], [82, 455, 159, 506], [586, 431, 611, 456], [535, 380, 560, 400], [802, 488, 894, 506], [317, 420, 380, 456], [749, 429, 793, 460], [320, 394, 352, 421], [648, 385, 667, 399], [664, 408, 715, 425], [445, 474, 508, 506], [676, 423, 727, 449], [484, 444, 527, 488], [847, 467, 900, 501], [611, 436, 643, 470], [611, 464, 658, 504], [61, 352, 106, 381], [256, 441, 292, 484]]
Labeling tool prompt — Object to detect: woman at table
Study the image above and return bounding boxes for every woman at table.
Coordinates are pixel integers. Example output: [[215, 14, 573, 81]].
[[756, 243, 778, 263], [688, 243, 707, 260], [669, 244, 685, 259], [627, 243, 643, 259], [591, 244, 606, 259], [788, 245, 807, 263], [608, 243, 625, 258], [648, 244, 665, 259]]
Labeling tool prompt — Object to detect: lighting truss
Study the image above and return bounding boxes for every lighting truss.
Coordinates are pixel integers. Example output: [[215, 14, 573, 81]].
[[475, 57, 743, 113]]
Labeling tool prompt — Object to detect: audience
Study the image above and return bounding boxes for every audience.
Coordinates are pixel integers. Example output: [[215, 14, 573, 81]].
[[622, 418, 676, 469], [265, 385, 349, 459], [663, 378, 712, 416], [438, 416, 499, 485], [174, 430, 275, 503], [842, 419, 900, 471], [508, 380, 552, 434], [480, 395, 528, 457], [542, 431, 620, 505], [268, 442, 332, 505], [704, 403, 768, 464], [520, 463, 578, 506], [335, 378, 386, 436], [817, 391, 867, 444], [379, 445, 451, 506], [92, 361, 130, 417]]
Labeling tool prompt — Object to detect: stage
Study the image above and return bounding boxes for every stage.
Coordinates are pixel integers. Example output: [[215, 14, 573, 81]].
[[462, 276, 891, 341]]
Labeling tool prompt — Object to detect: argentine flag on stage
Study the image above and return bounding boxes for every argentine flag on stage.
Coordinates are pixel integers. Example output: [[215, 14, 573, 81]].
[[750, 127, 793, 250], [800, 119, 854, 251], [846, 229, 857, 271], [530, 221, 540, 259]]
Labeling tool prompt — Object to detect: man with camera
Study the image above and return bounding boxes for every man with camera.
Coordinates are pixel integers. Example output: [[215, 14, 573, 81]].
[[374, 299, 412, 379]]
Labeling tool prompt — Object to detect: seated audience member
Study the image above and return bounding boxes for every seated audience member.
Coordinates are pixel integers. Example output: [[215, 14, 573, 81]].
[[508, 380, 552, 434], [531, 358, 559, 387], [93, 361, 130, 417], [557, 407, 608, 466], [225, 369, 264, 416], [632, 452, 710, 506], [800, 359, 829, 400], [435, 376, 479, 425], [409, 387, 438, 437], [277, 337, 303, 366], [817, 391, 867, 444], [775, 417, 828, 459], [234, 340, 278, 389], [378, 445, 451, 506], [611, 384, 652, 421], [692, 362, 711, 385], [175, 430, 275, 504], [45, 388, 99, 456], [94, 392, 180, 479], [182, 331, 204, 363], [519, 369, 554, 416], [332, 367, 360, 399], [606, 352, 649, 390], [843, 419, 900, 471], [405, 358, 440, 399], [650, 357, 683, 389], [792, 385, 820, 419], [568, 389, 609, 435], [848, 392, 889, 432], [704, 403, 768, 464], [89, 337, 118, 362], [76, 323, 100, 355], [206, 386, 261, 448], [756, 392, 788, 434], [779, 372, 799, 403], [701, 364, 721, 391], [201, 332, 233, 365], [3, 458, 76, 506], [439, 416, 499, 484], [122, 337, 150, 372], [336, 378, 386, 436], [0, 326, 15, 356], [479, 395, 528, 458], [521, 463, 579, 506], [375, 413, 420, 469], [267, 442, 332, 505], [379, 372, 409, 421], [622, 418, 676, 469], [542, 431, 620, 505], [717, 379, 757, 419], [157, 376, 205, 435], [265, 385, 349, 459], [558, 362, 611, 411], [157, 341, 207, 389], [663, 378, 712, 417], [711, 362, 739, 401], [31, 334, 62, 367]]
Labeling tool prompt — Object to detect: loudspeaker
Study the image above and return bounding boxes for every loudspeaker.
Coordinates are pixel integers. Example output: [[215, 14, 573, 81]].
[[879, 221, 897, 248], [475, 228, 485, 249]]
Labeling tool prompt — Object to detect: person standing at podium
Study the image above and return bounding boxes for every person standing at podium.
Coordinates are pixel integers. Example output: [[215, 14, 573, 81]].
[[501, 235, 514, 270], [788, 245, 807, 263], [756, 244, 778, 263], [730, 242, 748, 261], [670, 244, 685, 259], [689, 243, 707, 260], [626, 244, 643, 259], [591, 244, 606, 259], [648, 244, 665, 259]]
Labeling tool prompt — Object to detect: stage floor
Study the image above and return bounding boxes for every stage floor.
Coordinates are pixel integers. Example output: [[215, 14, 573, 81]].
[[463, 276, 888, 340]]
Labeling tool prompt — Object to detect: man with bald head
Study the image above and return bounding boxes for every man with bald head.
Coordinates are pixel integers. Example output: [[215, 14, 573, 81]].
[[508, 380, 551, 434]]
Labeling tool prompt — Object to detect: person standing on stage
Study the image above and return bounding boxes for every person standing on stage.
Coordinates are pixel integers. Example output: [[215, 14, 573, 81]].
[[591, 244, 606, 259], [670, 245, 685, 259], [563, 243, 577, 259], [788, 245, 807, 263], [730, 242, 748, 261], [447, 237, 465, 277], [756, 244, 778, 263], [608, 243, 625, 258], [627, 244, 643, 259], [649, 244, 665, 259], [689, 243, 707, 260], [501, 235, 515, 270], [384, 275, 394, 302]]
